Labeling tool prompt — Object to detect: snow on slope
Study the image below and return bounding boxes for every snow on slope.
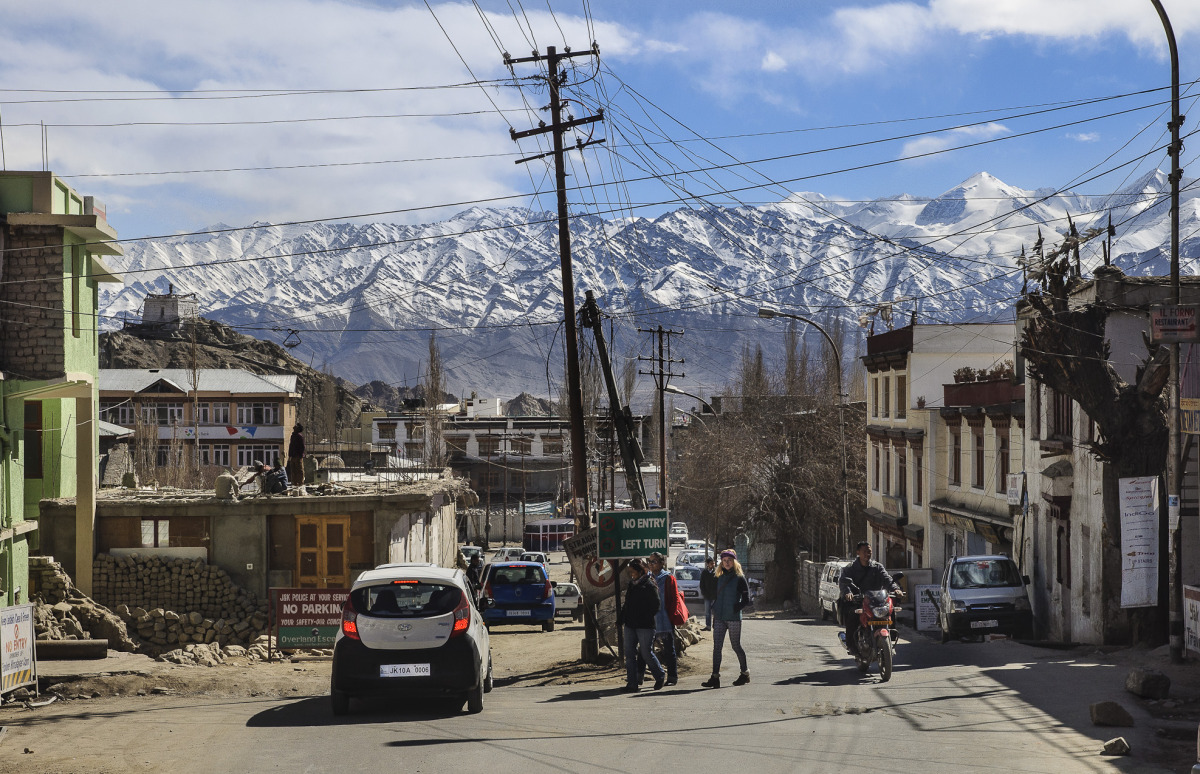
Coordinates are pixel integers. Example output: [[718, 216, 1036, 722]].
[[100, 171, 1199, 397]]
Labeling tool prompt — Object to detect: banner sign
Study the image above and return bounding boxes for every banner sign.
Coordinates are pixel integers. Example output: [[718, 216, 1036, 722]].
[[1151, 305, 1200, 343], [1, 604, 36, 694], [596, 509, 669, 559], [914, 585, 940, 632], [271, 588, 349, 648], [1119, 477, 1159, 608], [1185, 586, 1200, 655]]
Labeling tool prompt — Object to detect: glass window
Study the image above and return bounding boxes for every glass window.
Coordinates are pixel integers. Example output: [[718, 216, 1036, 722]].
[[949, 558, 1022, 589], [24, 401, 43, 479], [236, 444, 280, 467], [913, 448, 923, 506], [352, 582, 463, 618], [996, 435, 1010, 494], [951, 431, 962, 486], [973, 430, 985, 490], [236, 402, 279, 425], [882, 376, 891, 418], [141, 519, 169, 548], [378, 422, 397, 440], [200, 402, 230, 424], [201, 444, 230, 466], [896, 375, 907, 419]]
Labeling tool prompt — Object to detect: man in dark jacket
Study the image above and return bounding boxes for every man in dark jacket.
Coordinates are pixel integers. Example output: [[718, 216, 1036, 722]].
[[838, 542, 902, 652], [620, 558, 666, 692], [699, 557, 718, 631]]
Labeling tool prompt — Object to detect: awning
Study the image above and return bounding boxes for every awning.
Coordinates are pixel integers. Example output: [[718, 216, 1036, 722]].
[[863, 506, 907, 530]]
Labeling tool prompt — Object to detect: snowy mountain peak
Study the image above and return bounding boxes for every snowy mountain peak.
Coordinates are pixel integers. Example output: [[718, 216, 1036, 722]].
[[99, 172, 1200, 397]]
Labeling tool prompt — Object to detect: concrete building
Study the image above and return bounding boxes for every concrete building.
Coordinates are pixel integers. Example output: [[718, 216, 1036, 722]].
[[861, 322, 1015, 577], [0, 171, 123, 598], [38, 479, 472, 598], [98, 369, 300, 469], [1018, 270, 1200, 644], [138, 286, 198, 332]]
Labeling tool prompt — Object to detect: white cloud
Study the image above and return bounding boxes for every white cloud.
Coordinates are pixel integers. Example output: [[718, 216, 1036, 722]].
[[1066, 132, 1100, 142], [0, 1, 642, 235], [761, 52, 787, 73], [900, 122, 1009, 160]]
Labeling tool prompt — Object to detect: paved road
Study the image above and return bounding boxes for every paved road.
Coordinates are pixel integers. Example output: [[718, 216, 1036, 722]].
[[7, 615, 1174, 774]]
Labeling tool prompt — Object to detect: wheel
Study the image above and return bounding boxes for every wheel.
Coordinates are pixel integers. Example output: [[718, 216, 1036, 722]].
[[542, 617, 555, 632], [466, 680, 484, 714], [483, 657, 494, 693], [820, 604, 829, 621], [879, 641, 894, 682], [573, 610, 583, 622], [330, 688, 350, 716]]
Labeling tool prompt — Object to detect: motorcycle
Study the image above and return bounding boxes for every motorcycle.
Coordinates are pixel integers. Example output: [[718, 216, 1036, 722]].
[[838, 575, 903, 682]]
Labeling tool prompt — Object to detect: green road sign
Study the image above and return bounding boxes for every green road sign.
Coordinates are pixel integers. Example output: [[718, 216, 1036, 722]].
[[596, 509, 669, 559]]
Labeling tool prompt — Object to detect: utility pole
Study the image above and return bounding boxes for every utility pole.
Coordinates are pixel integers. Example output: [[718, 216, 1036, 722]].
[[638, 326, 684, 508], [1151, 0, 1186, 664], [507, 44, 604, 533], [508, 43, 605, 664]]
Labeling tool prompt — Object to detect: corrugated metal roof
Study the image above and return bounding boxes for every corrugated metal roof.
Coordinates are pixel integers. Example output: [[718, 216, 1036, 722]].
[[98, 419, 133, 437], [99, 369, 298, 395]]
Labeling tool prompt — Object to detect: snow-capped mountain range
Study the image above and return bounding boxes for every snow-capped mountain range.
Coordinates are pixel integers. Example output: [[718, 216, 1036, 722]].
[[100, 171, 1200, 400]]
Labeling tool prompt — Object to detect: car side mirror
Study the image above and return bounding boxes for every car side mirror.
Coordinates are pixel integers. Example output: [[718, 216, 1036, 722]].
[[550, 581, 558, 588], [480, 597, 495, 609]]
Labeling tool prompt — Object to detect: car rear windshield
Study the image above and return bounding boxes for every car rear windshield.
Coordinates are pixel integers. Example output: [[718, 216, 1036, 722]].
[[351, 582, 463, 618], [949, 559, 1022, 589], [490, 564, 547, 584], [674, 567, 701, 581]]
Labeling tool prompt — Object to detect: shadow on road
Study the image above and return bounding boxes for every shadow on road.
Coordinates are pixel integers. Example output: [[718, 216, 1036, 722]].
[[245, 695, 466, 727]]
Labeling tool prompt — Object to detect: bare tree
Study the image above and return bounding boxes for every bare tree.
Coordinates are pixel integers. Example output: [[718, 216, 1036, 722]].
[[424, 333, 447, 468]]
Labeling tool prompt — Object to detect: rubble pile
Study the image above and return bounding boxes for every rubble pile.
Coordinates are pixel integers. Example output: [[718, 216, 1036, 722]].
[[29, 557, 137, 651], [115, 604, 268, 651], [155, 635, 276, 666], [91, 553, 263, 623]]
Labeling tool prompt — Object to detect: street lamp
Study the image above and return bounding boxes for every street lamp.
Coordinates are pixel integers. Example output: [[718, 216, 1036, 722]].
[[757, 306, 850, 556], [662, 384, 717, 416]]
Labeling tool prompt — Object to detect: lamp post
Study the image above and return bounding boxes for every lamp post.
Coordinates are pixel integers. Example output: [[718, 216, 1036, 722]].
[[758, 307, 850, 556], [663, 384, 716, 416]]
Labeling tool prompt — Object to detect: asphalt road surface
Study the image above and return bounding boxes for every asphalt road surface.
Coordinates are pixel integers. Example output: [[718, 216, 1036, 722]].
[[7, 614, 1176, 774]]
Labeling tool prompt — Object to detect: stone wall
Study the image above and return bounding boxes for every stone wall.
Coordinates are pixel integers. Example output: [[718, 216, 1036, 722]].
[[0, 224, 66, 378], [29, 556, 135, 650], [91, 553, 264, 623]]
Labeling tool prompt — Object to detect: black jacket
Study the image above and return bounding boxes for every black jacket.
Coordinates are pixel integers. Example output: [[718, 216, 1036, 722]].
[[839, 559, 898, 596], [699, 567, 718, 600], [621, 573, 661, 629]]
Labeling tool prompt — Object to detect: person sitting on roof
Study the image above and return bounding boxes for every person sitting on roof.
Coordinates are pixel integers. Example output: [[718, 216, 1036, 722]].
[[244, 459, 289, 495]]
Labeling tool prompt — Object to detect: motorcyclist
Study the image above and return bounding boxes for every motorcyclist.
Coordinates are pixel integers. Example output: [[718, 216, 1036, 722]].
[[838, 541, 903, 652]]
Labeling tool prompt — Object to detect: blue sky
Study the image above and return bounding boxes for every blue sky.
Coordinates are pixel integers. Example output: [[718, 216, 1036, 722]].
[[2, 0, 1199, 240]]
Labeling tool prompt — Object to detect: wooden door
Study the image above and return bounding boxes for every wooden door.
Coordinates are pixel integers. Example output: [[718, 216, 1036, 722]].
[[296, 515, 351, 588]]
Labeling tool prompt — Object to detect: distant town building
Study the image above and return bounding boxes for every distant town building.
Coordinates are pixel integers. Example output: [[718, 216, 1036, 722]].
[[140, 285, 199, 331], [99, 369, 300, 468]]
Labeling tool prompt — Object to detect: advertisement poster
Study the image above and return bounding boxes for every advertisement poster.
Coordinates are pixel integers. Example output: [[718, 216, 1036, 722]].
[[1185, 586, 1200, 655], [914, 585, 940, 632], [0, 604, 36, 693], [1119, 476, 1159, 608], [272, 588, 348, 648]]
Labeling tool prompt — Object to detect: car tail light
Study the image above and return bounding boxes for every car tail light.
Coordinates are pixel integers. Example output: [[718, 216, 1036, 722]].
[[484, 580, 493, 598], [450, 591, 471, 638], [543, 578, 553, 600], [341, 597, 360, 640]]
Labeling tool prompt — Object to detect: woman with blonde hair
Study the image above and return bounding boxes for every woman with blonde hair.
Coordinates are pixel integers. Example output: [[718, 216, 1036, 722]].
[[701, 549, 751, 688]]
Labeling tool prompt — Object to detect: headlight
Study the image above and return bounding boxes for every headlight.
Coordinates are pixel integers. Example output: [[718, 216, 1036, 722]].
[[1015, 596, 1031, 611], [950, 599, 967, 613], [871, 605, 891, 618]]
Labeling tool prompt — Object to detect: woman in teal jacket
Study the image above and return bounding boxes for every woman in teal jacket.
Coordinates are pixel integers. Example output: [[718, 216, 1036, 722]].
[[701, 549, 751, 689]]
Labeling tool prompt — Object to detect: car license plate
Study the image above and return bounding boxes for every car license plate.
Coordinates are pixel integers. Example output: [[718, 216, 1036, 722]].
[[685, 590, 698, 597], [380, 663, 430, 678], [508, 609, 531, 617], [970, 619, 999, 629]]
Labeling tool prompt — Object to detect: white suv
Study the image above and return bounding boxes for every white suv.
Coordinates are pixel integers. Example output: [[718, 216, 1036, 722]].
[[331, 563, 492, 715]]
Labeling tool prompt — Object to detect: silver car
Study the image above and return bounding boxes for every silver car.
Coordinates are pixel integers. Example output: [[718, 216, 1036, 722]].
[[937, 555, 1033, 642], [331, 563, 492, 715]]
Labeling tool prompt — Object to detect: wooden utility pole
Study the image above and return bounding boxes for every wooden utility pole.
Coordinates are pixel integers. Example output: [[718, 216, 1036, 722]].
[[638, 326, 684, 508], [507, 44, 604, 532]]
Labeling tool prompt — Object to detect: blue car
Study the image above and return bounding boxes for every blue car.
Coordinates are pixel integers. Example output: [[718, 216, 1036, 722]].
[[481, 561, 557, 632]]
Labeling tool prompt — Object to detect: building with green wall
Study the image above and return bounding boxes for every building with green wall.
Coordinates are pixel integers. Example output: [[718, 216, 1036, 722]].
[[0, 171, 122, 601]]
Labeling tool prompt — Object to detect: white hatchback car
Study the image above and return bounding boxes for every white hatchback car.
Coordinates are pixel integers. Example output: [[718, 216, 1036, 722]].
[[331, 563, 492, 715], [553, 581, 584, 621]]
